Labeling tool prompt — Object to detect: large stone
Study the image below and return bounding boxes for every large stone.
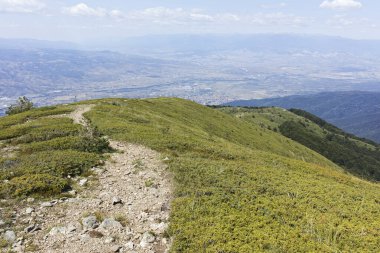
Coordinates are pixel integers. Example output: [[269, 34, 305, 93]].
[[125, 241, 134, 250], [140, 232, 155, 248], [82, 216, 98, 229], [79, 179, 88, 186], [112, 197, 122, 205], [104, 237, 115, 244], [24, 224, 40, 233], [41, 202, 54, 208], [68, 190, 77, 196], [111, 245, 122, 252], [150, 222, 167, 234], [26, 198, 35, 203], [100, 218, 122, 230], [66, 224, 78, 234], [3, 230, 16, 243], [25, 207, 35, 214], [49, 226, 67, 236]]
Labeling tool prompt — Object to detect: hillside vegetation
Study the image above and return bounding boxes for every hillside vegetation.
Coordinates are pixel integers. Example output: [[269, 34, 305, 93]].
[[224, 91, 380, 143], [0, 106, 109, 198], [80, 98, 380, 252], [219, 106, 380, 181]]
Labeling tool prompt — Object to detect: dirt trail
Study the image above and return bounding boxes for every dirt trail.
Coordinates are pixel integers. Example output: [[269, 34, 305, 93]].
[[28, 105, 172, 253], [67, 104, 95, 126]]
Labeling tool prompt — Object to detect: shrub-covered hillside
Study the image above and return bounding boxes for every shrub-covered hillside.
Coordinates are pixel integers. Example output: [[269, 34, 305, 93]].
[[82, 98, 380, 252], [220, 106, 380, 181], [0, 106, 109, 199]]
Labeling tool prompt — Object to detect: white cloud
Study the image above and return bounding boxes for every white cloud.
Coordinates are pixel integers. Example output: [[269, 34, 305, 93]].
[[250, 12, 309, 26], [127, 7, 216, 24], [63, 3, 124, 19], [0, 0, 45, 13], [63, 3, 107, 17], [60, 5, 309, 28], [327, 14, 370, 28], [109, 9, 124, 20], [320, 0, 362, 10], [126, 7, 307, 27]]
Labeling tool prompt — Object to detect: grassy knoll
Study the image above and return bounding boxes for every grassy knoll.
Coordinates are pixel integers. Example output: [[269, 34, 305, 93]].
[[84, 98, 380, 252]]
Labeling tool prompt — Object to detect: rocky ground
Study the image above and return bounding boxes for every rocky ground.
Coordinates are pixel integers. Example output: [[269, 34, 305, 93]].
[[1, 105, 173, 253]]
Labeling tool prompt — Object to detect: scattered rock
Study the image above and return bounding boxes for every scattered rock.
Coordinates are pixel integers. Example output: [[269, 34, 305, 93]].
[[150, 222, 167, 234], [163, 157, 170, 161], [41, 202, 54, 208], [25, 207, 35, 214], [66, 224, 78, 234], [82, 216, 98, 229], [17, 118, 172, 253], [140, 232, 155, 248], [49, 226, 67, 236], [0, 220, 5, 226], [79, 179, 88, 186], [24, 224, 39, 233], [3, 230, 16, 243], [111, 245, 122, 252], [161, 202, 170, 212], [112, 197, 122, 205], [26, 198, 35, 203], [68, 190, 77, 196], [104, 237, 115, 244], [125, 241, 134, 250], [59, 197, 68, 202], [100, 218, 123, 230]]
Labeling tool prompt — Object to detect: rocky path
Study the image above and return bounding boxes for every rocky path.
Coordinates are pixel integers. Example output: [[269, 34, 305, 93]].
[[13, 105, 173, 253], [67, 104, 95, 126]]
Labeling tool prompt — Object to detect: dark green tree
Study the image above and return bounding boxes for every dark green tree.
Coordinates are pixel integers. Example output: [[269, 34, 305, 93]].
[[6, 96, 34, 115]]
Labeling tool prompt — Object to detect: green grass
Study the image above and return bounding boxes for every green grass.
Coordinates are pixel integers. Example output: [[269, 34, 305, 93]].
[[84, 98, 380, 252], [0, 106, 73, 130], [220, 106, 380, 181], [0, 105, 108, 199]]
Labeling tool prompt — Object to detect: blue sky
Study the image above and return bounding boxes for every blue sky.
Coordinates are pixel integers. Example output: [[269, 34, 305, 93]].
[[0, 0, 379, 42]]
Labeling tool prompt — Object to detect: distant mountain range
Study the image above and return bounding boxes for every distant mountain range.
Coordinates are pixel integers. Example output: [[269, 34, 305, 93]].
[[0, 38, 79, 50], [224, 91, 380, 143], [87, 34, 380, 56]]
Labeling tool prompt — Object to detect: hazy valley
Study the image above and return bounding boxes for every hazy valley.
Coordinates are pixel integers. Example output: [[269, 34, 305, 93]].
[[2, 35, 380, 115]]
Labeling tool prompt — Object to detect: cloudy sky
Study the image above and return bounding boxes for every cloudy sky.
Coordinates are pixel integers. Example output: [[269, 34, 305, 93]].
[[0, 0, 378, 42]]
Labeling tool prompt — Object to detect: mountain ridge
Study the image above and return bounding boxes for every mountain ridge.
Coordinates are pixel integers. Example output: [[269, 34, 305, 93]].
[[224, 91, 380, 143], [0, 98, 379, 252]]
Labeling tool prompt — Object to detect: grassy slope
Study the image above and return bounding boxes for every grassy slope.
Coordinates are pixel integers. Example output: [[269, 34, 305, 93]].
[[0, 105, 108, 199], [223, 91, 380, 143], [84, 98, 380, 252], [220, 106, 380, 181]]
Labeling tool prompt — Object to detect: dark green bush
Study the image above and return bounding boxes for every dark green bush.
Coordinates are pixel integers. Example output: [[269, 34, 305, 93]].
[[15, 150, 101, 177], [279, 120, 380, 181], [0, 174, 69, 198], [0, 118, 80, 142]]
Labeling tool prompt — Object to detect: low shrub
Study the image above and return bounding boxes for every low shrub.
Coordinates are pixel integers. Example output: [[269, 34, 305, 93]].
[[15, 150, 101, 177], [0, 106, 73, 130], [0, 174, 69, 198]]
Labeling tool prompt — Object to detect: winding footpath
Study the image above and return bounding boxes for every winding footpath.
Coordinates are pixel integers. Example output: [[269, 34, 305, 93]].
[[28, 105, 173, 253]]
